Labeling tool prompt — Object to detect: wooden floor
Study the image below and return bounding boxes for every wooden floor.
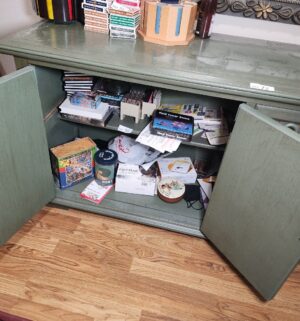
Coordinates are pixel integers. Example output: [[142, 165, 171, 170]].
[[0, 206, 299, 321]]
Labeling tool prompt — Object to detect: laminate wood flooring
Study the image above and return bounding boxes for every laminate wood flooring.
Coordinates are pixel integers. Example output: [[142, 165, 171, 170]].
[[0, 206, 299, 321]]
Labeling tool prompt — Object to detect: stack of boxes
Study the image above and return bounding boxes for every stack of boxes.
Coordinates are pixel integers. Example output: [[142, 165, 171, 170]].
[[82, 0, 112, 34], [109, 0, 141, 39], [82, 0, 142, 38]]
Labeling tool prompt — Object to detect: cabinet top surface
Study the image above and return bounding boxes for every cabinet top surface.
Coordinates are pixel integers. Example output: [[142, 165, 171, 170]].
[[1, 22, 300, 105]]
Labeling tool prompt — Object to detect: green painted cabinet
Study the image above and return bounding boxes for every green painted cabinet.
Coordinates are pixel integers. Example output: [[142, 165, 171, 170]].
[[0, 22, 299, 300], [0, 67, 55, 244], [202, 104, 300, 300]]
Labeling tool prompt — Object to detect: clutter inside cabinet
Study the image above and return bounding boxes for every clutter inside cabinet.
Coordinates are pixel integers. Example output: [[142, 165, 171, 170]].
[[51, 69, 236, 212]]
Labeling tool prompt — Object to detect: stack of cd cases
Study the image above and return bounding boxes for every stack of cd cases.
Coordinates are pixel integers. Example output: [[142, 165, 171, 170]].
[[82, 0, 112, 33], [63, 71, 95, 96]]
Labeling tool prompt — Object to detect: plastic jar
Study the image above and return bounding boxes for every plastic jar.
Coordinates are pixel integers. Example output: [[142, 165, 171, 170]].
[[94, 149, 118, 186]]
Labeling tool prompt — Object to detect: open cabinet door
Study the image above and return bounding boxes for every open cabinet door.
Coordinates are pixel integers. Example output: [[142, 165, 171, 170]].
[[0, 66, 55, 245], [201, 104, 300, 300]]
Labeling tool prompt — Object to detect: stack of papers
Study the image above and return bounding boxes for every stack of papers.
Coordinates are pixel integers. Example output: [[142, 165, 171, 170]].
[[136, 124, 181, 153]]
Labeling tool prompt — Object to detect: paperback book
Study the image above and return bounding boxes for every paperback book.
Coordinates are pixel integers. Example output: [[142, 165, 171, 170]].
[[80, 180, 113, 204]]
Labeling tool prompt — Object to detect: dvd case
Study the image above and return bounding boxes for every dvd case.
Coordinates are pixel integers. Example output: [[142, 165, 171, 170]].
[[151, 110, 194, 142]]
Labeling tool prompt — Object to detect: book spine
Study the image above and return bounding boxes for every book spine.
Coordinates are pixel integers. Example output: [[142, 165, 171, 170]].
[[68, 0, 74, 20], [195, 0, 217, 39], [46, 0, 54, 19], [73, 0, 85, 23], [36, 0, 49, 18], [52, 0, 71, 23]]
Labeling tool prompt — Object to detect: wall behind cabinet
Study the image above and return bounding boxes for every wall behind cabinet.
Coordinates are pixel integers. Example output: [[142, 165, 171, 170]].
[[213, 14, 300, 45], [0, 0, 41, 75]]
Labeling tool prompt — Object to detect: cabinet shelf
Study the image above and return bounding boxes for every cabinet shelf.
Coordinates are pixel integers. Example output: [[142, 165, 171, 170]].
[[57, 87, 235, 151], [59, 112, 226, 151], [53, 177, 205, 237]]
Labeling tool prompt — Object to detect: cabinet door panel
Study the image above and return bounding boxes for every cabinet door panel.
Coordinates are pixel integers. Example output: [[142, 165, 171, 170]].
[[0, 66, 55, 245], [201, 103, 300, 300]]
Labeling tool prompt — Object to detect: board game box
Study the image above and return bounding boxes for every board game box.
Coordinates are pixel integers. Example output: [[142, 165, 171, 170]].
[[50, 137, 97, 189]]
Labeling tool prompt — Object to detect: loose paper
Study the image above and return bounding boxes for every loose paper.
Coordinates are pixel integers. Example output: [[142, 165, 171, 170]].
[[250, 83, 275, 92], [117, 124, 133, 133], [136, 124, 181, 153]]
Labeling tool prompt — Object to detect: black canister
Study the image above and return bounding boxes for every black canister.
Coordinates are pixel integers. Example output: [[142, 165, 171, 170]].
[[94, 149, 118, 186]]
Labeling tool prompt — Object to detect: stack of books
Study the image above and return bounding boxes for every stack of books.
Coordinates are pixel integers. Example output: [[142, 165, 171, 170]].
[[109, 1, 140, 39], [63, 71, 95, 97], [61, 72, 113, 126], [82, 0, 112, 33]]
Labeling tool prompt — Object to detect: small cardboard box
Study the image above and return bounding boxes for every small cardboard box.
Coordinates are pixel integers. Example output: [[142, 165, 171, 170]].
[[50, 137, 97, 189], [157, 157, 197, 184]]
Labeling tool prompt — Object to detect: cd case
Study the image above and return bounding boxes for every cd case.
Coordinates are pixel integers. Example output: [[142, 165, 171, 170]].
[[150, 110, 194, 141]]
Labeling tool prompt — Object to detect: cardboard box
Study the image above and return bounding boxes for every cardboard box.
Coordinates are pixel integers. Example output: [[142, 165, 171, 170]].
[[157, 157, 197, 184], [50, 137, 97, 189]]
